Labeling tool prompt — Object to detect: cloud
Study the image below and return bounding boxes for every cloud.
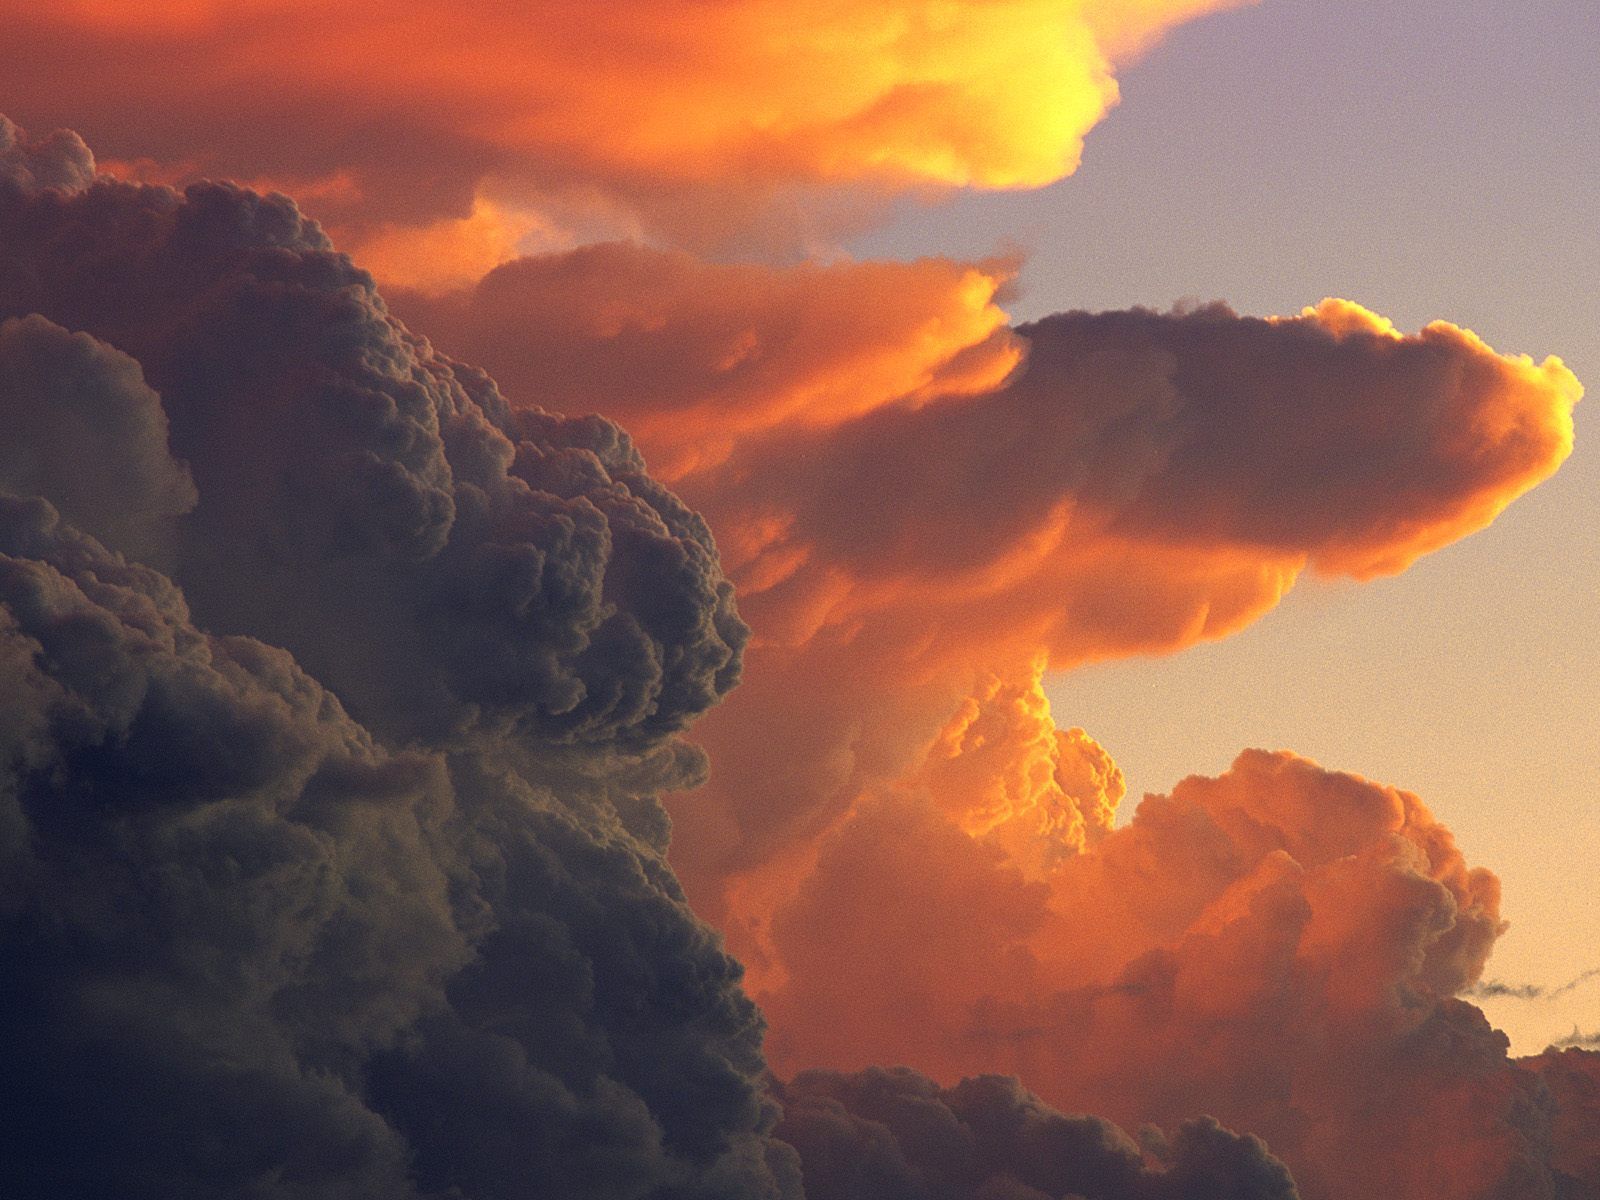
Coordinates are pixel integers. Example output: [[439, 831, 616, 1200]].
[[381, 234, 1594, 1197], [389, 251, 1578, 932], [401, 231, 1593, 1198], [0, 157, 746, 753], [5, 109, 1596, 1200], [0, 114, 95, 195], [0, 114, 1282, 1200], [691, 299, 1577, 667], [1520, 1049, 1600, 1194], [754, 699, 1598, 1199], [0, 0, 1253, 262], [776, 1067, 1299, 1200], [1467, 967, 1600, 1002], [0, 116, 792, 1199], [1552, 1031, 1600, 1050], [0, 493, 800, 1199], [0, 314, 197, 561], [653, 296, 1576, 984], [0, 493, 455, 1196], [387, 242, 1022, 479], [401, 250, 1581, 607]]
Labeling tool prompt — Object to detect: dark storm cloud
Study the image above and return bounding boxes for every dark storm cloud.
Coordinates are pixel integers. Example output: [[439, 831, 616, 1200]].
[[0, 495, 455, 1197], [0, 130, 744, 751], [0, 492, 796, 1199], [776, 1068, 1299, 1200], [0, 314, 197, 560], [0, 115, 788, 1200]]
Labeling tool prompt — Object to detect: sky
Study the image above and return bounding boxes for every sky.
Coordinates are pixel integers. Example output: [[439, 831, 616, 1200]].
[[851, 0, 1600, 1053], [1, 3, 1597, 1199]]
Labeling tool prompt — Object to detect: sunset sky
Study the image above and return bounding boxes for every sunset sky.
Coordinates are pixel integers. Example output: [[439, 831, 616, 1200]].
[[931, 0, 1598, 1055], [1, 2, 1596, 1199]]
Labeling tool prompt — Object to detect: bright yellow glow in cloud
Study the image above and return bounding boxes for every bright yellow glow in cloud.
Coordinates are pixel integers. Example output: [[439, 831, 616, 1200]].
[[6, 0, 1257, 244]]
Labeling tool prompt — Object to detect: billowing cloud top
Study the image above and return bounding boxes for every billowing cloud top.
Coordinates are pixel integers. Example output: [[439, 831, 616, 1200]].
[[0, 114, 790, 1200], [0, 116, 95, 195], [2, 0, 1252, 255], [777, 1067, 1300, 1200], [0, 127, 746, 751]]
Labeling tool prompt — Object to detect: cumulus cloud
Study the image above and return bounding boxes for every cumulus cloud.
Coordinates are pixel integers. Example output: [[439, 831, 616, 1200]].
[[655, 302, 1580, 1070], [0, 314, 197, 560], [0, 0, 1253, 264], [377, 260, 1583, 634], [0, 158, 745, 752], [0, 116, 800, 1199], [0, 114, 95, 194], [0, 113, 1307, 1200], [403, 239, 1592, 1199], [694, 299, 1578, 667], [375, 216, 1586, 1200], [374, 230, 1587, 1196], [386, 248, 1579, 925], [5, 108, 1595, 1200], [776, 1067, 1299, 1200], [0, 493, 795, 1199], [755, 704, 1599, 1200]]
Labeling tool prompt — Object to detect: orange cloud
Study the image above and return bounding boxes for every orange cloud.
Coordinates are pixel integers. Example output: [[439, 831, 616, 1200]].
[[913, 662, 1122, 868], [404, 261, 1578, 682], [649, 297, 1575, 922], [752, 678, 1587, 1198], [1, 0, 1253, 257], [388, 243, 1021, 476], [690, 300, 1578, 670], [397, 254, 1580, 1049]]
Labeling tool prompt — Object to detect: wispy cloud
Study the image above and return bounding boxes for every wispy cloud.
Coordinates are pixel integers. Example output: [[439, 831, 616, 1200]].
[[1468, 966, 1600, 1002]]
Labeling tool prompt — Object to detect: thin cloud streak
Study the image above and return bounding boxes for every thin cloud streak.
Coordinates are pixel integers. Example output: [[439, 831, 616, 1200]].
[[1469, 966, 1600, 1002]]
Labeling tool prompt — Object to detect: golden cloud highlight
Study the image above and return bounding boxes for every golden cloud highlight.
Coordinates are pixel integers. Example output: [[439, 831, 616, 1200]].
[[1, 0, 1254, 257]]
